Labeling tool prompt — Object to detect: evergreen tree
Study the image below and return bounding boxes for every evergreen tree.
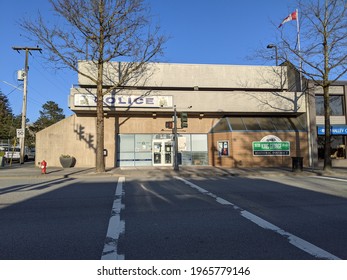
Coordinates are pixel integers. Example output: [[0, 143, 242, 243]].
[[0, 90, 16, 140], [32, 101, 65, 132]]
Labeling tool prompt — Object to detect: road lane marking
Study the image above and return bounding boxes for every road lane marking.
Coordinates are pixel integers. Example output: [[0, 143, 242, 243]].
[[139, 183, 172, 203], [101, 176, 125, 260], [175, 176, 341, 260]]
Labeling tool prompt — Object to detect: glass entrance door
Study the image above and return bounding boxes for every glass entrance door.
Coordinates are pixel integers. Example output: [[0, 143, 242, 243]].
[[153, 140, 173, 166]]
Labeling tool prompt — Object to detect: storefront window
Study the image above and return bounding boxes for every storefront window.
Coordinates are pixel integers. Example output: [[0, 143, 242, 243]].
[[317, 135, 346, 159], [118, 133, 208, 166], [315, 95, 344, 116]]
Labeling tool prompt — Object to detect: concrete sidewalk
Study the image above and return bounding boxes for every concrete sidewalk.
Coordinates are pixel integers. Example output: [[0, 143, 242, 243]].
[[0, 163, 347, 179]]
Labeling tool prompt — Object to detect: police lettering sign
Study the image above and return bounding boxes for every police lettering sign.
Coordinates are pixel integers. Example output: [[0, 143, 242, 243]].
[[74, 93, 173, 108], [252, 141, 290, 156]]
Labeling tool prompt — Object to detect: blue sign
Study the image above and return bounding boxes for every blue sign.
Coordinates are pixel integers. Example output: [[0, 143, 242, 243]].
[[317, 125, 347, 135]]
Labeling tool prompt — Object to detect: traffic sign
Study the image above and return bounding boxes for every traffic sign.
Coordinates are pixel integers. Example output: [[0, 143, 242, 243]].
[[16, 128, 24, 138]]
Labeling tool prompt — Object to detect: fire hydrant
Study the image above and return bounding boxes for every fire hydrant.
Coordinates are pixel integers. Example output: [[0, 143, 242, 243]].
[[40, 160, 47, 174]]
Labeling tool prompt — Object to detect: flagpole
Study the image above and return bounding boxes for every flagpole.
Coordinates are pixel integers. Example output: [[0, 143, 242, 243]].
[[296, 8, 313, 167], [296, 8, 302, 91]]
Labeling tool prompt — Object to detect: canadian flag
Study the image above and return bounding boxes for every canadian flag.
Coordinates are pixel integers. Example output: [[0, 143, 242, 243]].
[[278, 11, 297, 28]]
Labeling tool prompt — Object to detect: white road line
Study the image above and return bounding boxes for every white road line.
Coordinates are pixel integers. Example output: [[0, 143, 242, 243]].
[[101, 176, 125, 260], [175, 176, 341, 260]]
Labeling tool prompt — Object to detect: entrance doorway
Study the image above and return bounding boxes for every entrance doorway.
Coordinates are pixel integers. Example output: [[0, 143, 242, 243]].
[[153, 139, 173, 166]]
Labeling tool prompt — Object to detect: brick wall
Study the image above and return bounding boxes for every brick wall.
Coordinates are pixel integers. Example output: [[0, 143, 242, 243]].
[[209, 131, 308, 168]]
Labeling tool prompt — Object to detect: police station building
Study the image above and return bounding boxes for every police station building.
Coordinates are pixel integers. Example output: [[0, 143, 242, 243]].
[[36, 62, 311, 169]]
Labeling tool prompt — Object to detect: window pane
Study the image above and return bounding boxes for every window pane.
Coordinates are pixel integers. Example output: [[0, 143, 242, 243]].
[[178, 135, 191, 151], [242, 117, 261, 130], [296, 114, 307, 130], [288, 115, 307, 131], [134, 152, 152, 166], [191, 134, 207, 151], [211, 118, 231, 133], [119, 134, 134, 152], [135, 134, 152, 152], [271, 118, 291, 131], [316, 95, 344, 116], [192, 152, 208, 165], [315, 95, 324, 116], [330, 95, 344, 116], [228, 117, 246, 130], [118, 153, 135, 166], [257, 118, 276, 131], [181, 151, 192, 165]]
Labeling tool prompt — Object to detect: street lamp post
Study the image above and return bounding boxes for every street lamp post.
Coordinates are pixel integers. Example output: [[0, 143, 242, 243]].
[[173, 105, 179, 171], [267, 44, 278, 66]]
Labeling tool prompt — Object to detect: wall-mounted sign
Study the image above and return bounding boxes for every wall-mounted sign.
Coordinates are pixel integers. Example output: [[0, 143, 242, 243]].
[[74, 93, 173, 108], [253, 135, 290, 156], [317, 125, 347, 135]]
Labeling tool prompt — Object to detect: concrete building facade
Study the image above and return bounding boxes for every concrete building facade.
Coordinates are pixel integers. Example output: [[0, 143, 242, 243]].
[[36, 62, 309, 169], [308, 81, 347, 167]]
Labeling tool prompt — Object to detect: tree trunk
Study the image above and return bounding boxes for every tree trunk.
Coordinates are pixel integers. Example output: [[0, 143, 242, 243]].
[[95, 0, 105, 173], [96, 62, 105, 173], [323, 85, 332, 171]]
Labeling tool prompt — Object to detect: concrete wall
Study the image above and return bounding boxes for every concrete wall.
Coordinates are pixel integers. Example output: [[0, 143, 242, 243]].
[[36, 115, 115, 168], [69, 88, 306, 115], [77, 61, 288, 90], [117, 116, 216, 134]]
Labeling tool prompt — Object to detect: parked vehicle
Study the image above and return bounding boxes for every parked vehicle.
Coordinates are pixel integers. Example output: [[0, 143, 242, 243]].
[[0, 146, 35, 162]]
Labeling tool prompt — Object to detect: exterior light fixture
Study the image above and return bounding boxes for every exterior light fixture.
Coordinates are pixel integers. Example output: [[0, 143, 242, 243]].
[[267, 44, 278, 66]]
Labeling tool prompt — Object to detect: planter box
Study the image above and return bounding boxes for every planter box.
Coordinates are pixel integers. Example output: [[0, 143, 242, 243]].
[[59, 156, 75, 168]]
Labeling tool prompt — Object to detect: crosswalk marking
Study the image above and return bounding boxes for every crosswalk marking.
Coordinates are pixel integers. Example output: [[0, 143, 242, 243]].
[[101, 176, 125, 260]]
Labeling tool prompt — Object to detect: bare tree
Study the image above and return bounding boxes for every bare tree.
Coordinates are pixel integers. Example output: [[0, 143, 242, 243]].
[[279, 0, 347, 170], [21, 0, 166, 172]]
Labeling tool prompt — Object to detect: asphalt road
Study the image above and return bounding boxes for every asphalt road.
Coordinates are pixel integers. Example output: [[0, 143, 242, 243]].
[[121, 174, 347, 260], [0, 176, 117, 260], [0, 172, 346, 260]]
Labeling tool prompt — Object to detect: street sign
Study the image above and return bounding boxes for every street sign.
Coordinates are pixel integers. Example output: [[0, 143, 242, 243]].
[[317, 125, 347, 135], [16, 128, 24, 138], [252, 141, 290, 156]]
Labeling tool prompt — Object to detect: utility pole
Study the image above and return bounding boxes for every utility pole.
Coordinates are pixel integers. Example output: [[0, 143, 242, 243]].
[[12, 46, 42, 164]]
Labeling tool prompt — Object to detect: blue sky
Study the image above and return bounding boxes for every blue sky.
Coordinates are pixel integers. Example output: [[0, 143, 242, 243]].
[[0, 0, 296, 122]]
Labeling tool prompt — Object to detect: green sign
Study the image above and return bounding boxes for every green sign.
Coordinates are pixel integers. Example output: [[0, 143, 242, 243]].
[[252, 141, 290, 156]]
